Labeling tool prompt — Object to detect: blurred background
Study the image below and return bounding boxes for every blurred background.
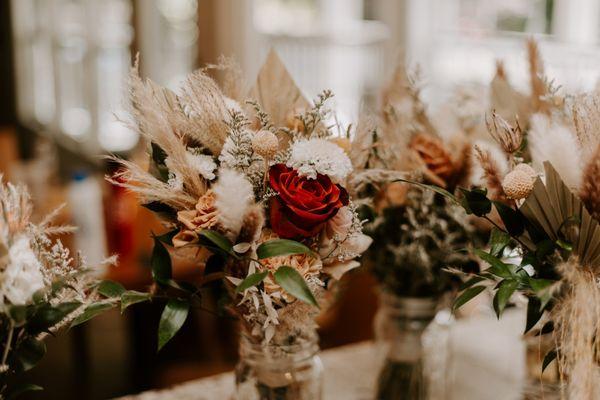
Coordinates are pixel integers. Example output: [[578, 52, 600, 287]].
[[2, 0, 600, 398]]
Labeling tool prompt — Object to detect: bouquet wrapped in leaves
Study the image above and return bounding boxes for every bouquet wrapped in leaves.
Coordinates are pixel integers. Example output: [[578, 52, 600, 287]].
[[0, 179, 116, 398], [109, 52, 371, 351]]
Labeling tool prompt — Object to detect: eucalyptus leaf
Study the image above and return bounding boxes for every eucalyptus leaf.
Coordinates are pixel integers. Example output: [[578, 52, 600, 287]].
[[493, 201, 525, 236], [257, 239, 313, 259], [453, 285, 486, 310], [151, 236, 172, 284], [6, 383, 43, 400], [274, 266, 319, 308], [16, 338, 46, 371], [235, 271, 269, 293], [493, 279, 518, 318], [70, 302, 116, 328], [459, 187, 492, 217], [27, 302, 82, 334], [199, 230, 234, 255], [121, 290, 152, 313], [157, 299, 190, 351], [542, 350, 557, 372], [525, 296, 543, 334], [473, 249, 514, 279], [98, 280, 126, 298], [488, 228, 511, 257]]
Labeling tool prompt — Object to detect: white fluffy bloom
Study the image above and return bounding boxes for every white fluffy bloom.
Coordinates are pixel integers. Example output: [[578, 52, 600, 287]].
[[287, 139, 352, 183], [529, 113, 582, 189], [213, 168, 254, 240], [1, 235, 45, 305], [185, 152, 217, 180]]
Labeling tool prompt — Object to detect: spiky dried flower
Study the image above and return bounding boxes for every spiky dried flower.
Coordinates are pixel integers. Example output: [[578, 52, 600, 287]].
[[485, 111, 523, 155]]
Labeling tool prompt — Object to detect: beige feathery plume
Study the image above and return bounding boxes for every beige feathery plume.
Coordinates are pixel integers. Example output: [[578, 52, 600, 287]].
[[490, 60, 531, 124], [247, 49, 310, 129], [580, 143, 600, 221], [571, 93, 600, 161], [527, 38, 550, 114], [204, 55, 247, 103], [380, 63, 410, 115], [107, 159, 197, 211], [127, 64, 208, 199], [177, 69, 231, 155], [474, 145, 508, 202]]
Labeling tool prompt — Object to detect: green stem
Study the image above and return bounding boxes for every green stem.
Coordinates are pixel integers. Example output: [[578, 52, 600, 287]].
[[1, 321, 14, 371]]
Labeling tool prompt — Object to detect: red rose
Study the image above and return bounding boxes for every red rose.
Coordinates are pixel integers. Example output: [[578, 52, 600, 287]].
[[269, 164, 349, 239]]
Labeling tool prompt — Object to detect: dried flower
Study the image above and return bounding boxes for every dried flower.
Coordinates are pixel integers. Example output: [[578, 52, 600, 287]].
[[485, 111, 523, 155], [252, 130, 279, 159], [287, 138, 353, 183], [409, 133, 454, 188], [172, 190, 220, 248], [213, 169, 255, 240], [502, 169, 536, 200], [1, 235, 45, 305]]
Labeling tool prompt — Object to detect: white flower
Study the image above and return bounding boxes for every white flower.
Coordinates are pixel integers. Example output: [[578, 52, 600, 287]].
[[213, 168, 254, 240], [1, 235, 45, 305], [287, 139, 352, 183], [185, 152, 217, 180]]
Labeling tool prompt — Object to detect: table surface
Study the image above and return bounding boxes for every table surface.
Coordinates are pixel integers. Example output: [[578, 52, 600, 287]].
[[118, 341, 378, 400], [119, 311, 531, 400]]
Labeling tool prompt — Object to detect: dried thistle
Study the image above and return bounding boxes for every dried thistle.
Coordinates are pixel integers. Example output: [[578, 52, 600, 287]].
[[485, 111, 523, 156]]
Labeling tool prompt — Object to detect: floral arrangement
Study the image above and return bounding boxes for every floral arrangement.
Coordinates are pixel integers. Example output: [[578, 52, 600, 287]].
[[0, 179, 117, 398], [418, 41, 600, 397], [109, 52, 371, 349], [349, 65, 482, 299]]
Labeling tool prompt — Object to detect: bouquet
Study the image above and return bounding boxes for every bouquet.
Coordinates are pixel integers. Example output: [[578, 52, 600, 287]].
[[109, 52, 371, 352], [0, 179, 116, 398], [419, 41, 600, 398], [350, 65, 482, 299]]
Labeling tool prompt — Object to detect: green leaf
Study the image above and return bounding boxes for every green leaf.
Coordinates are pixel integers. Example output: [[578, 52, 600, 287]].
[[459, 187, 492, 217], [555, 239, 573, 251], [157, 299, 190, 351], [257, 239, 313, 259], [274, 266, 319, 308], [235, 271, 269, 293], [7, 383, 43, 400], [16, 338, 46, 371], [488, 228, 511, 257], [27, 302, 82, 334], [70, 302, 116, 328], [8, 305, 28, 325], [493, 280, 518, 318], [453, 285, 486, 310], [528, 277, 555, 310], [120, 290, 152, 313], [542, 350, 557, 372], [199, 230, 233, 255], [473, 249, 514, 279], [151, 236, 172, 284], [157, 229, 179, 246], [525, 296, 543, 334], [98, 280, 126, 298], [493, 201, 525, 236], [459, 276, 485, 291]]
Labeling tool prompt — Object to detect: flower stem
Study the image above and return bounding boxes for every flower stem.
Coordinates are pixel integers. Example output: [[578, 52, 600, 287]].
[[1, 321, 15, 372]]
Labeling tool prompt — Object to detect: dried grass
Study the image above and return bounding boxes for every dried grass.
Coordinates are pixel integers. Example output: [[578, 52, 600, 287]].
[[473, 145, 508, 202], [580, 143, 600, 220], [552, 258, 600, 399]]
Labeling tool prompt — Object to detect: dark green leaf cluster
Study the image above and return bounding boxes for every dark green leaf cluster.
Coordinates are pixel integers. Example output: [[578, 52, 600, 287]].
[[366, 188, 481, 298]]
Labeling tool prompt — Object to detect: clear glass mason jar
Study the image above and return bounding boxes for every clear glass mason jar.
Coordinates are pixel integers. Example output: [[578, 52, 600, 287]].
[[234, 330, 324, 400], [374, 292, 438, 400]]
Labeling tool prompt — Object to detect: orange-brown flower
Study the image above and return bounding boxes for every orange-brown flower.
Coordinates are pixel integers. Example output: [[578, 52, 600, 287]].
[[409, 133, 455, 188], [172, 190, 220, 247], [259, 230, 322, 303]]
